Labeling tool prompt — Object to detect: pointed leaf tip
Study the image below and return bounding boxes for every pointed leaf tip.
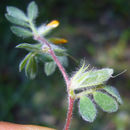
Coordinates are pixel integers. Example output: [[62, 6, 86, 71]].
[[19, 52, 33, 72]]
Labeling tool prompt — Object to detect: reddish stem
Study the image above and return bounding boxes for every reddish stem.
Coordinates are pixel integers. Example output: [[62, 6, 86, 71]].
[[49, 50, 69, 87], [35, 35, 74, 130], [64, 97, 74, 130], [35, 36, 69, 86]]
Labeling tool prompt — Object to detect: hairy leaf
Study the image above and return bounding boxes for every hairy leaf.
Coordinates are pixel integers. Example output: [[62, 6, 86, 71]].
[[36, 54, 53, 63], [5, 14, 29, 27], [44, 62, 56, 76], [103, 86, 123, 104], [48, 43, 67, 56], [11, 26, 32, 38], [80, 68, 113, 87], [27, 1, 38, 21], [54, 47, 67, 56], [71, 68, 113, 90], [58, 56, 68, 67], [25, 56, 38, 79], [94, 91, 118, 112], [6, 6, 28, 21], [19, 52, 33, 72], [79, 96, 97, 122], [16, 43, 41, 52]]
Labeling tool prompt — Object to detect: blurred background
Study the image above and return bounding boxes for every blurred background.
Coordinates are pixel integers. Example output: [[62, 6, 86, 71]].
[[0, 0, 130, 130]]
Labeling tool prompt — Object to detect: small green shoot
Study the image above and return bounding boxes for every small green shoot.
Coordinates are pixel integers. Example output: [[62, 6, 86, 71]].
[[5, 1, 123, 129]]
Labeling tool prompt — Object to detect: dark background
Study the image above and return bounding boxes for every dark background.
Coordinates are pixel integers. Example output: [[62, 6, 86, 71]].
[[0, 0, 130, 130]]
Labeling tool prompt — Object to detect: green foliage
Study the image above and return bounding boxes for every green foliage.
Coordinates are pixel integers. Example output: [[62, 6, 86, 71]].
[[81, 68, 113, 87], [47, 43, 67, 56], [103, 86, 123, 104], [6, 2, 36, 38], [19, 52, 33, 72], [27, 1, 38, 21], [5, 14, 29, 27], [16, 43, 41, 52], [36, 53, 53, 62], [6, 6, 28, 21], [16, 42, 68, 78], [43, 56, 68, 76], [5, 6, 32, 43], [11, 26, 32, 38], [25, 56, 38, 79], [44, 62, 56, 76], [79, 96, 97, 122], [6, 1, 68, 79], [70, 62, 122, 122], [93, 91, 118, 112], [6, 1, 60, 38], [58, 56, 68, 67], [70, 63, 113, 90], [77, 85, 122, 122], [5, 1, 123, 128]]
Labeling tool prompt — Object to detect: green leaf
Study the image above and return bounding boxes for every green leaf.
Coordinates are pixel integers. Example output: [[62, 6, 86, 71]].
[[16, 43, 41, 52], [27, 1, 38, 21], [79, 96, 97, 122], [58, 56, 68, 67], [54, 47, 67, 56], [81, 68, 113, 87], [71, 68, 113, 90], [25, 56, 38, 79], [103, 86, 123, 104], [5, 14, 29, 27], [36, 53, 53, 62], [94, 91, 118, 113], [11, 26, 32, 38], [19, 52, 33, 72], [6, 6, 28, 21], [50, 43, 67, 56], [44, 62, 56, 76]]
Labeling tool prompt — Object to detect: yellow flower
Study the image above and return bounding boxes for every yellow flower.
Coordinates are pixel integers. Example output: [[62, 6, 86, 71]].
[[37, 20, 59, 36], [46, 20, 59, 28], [49, 37, 68, 44]]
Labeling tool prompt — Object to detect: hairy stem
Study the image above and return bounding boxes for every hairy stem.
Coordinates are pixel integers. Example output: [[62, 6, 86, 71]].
[[64, 97, 74, 130], [34, 35, 74, 130], [34, 36, 69, 86], [49, 50, 69, 87]]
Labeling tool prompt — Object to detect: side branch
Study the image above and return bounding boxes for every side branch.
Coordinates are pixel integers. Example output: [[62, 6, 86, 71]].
[[34, 36, 69, 87], [34, 35, 74, 130]]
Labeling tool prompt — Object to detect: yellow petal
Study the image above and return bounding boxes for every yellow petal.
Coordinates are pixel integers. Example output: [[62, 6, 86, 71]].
[[46, 20, 59, 28], [49, 38, 68, 44]]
